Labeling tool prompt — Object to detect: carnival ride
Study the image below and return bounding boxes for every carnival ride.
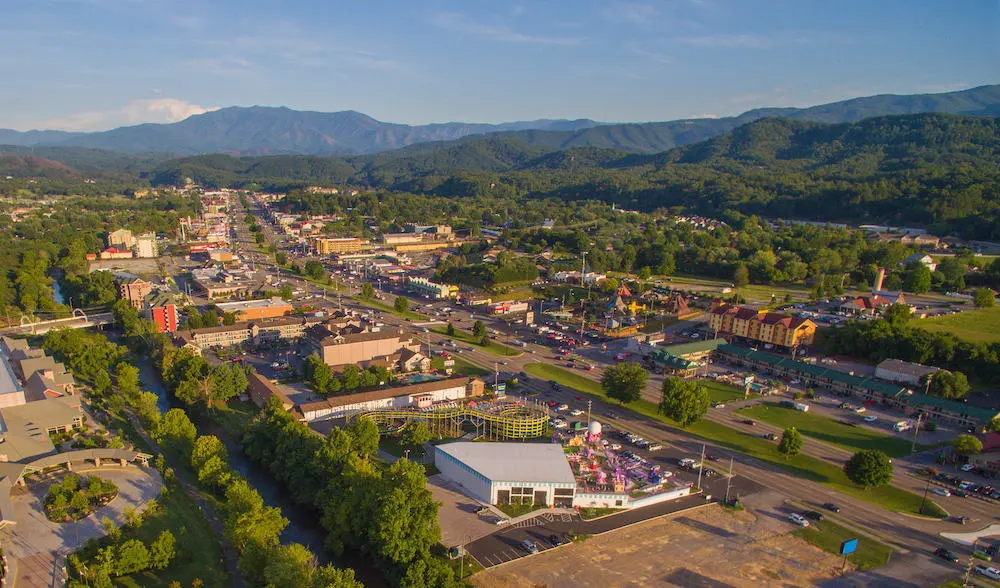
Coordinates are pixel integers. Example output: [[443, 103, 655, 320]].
[[352, 397, 549, 440]]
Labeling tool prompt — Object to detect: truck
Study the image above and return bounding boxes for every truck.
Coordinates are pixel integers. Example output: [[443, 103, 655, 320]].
[[893, 420, 914, 432], [794, 403, 810, 412]]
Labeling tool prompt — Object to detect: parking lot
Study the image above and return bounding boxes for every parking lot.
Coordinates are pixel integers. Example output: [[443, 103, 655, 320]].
[[470, 501, 851, 588]]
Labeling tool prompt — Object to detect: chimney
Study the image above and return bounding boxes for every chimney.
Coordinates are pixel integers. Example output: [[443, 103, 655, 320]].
[[874, 268, 886, 292]]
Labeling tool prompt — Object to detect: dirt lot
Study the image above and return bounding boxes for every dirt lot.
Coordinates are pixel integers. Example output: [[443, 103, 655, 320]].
[[471, 503, 846, 588]]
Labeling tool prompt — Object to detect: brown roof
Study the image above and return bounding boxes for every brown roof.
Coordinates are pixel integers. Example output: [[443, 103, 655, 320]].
[[299, 376, 479, 413], [177, 316, 321, 340]]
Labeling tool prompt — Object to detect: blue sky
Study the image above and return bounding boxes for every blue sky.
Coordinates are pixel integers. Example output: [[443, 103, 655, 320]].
[[3, 0, 997, 131]]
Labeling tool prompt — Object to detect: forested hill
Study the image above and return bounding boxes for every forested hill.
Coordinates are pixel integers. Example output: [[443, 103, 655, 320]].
[[148, 113, 1000, 239]]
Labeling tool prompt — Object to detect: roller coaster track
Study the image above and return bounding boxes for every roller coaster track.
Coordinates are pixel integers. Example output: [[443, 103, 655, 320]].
[[355, 401, 550, 440]]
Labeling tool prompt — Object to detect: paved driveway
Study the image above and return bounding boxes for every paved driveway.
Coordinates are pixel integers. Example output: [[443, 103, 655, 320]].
[[4, 466, 163, 587]]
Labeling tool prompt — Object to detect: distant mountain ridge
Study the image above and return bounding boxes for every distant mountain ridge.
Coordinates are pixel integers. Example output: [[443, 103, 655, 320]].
[[1, 84, 998, 156]]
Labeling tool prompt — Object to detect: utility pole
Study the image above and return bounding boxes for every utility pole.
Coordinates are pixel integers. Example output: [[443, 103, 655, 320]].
[[963, 539, 979, 588], [696, 443, 706, 490], [919, 476, 931, 515], [587, 399, 593, 424], [725, 456, 734, 504], [910, 412, 924, 455]]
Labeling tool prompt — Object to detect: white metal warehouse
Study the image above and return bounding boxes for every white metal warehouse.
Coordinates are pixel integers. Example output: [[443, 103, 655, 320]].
[[434, 442, 577, 507]]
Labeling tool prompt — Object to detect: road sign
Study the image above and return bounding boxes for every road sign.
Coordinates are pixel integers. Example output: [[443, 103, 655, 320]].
[[443, 359, 455, 367], [743, 375, 755, 387], [839, 538, 859, 555], [495, 383, 506, 393]]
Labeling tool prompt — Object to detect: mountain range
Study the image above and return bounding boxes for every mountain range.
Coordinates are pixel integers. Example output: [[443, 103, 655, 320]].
[[2, 85, 999, 156]]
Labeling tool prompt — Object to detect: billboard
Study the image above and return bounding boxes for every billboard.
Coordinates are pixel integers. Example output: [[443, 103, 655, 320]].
[[839, 538, 858, 555]]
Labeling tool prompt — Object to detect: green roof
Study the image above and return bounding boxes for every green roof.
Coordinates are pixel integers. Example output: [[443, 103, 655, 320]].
[[717, 344, 996, 421]]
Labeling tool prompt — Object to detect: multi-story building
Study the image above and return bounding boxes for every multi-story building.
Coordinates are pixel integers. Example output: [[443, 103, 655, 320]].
[[118, 278, 153, 309], [708, 303, 816, 349], [151, 304, 179, 334], [305, 325, 420, 368], [312, 237, 367, 255], [107, 228, 135, 250], [176, 316, 323, 351], [134, 233, 158, 258], [215, 298, 293, 322]]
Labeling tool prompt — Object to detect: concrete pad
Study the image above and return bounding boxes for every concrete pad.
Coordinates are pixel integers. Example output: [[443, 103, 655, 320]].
[[427, 474, 505, 548], [941, 523, 1000, 546]]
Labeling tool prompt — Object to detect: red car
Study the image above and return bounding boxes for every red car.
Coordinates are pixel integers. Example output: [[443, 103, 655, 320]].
[[547, 401, 560, 408], [438, 351, 450, 358]]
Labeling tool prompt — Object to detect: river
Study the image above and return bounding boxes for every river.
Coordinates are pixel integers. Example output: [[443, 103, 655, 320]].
[[133, 354, 387, 587]]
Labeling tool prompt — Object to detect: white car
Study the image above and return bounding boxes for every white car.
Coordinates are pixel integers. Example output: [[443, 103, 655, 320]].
[[863, 415, 878, 423], [570, 409, 584, 416], [976, 567, 1000, 580], [610, 443, 622, 450], [556, 404, 569, 412], [648, 444, 664, 452], [854, 407, 866, 414], [552, 420, 568, 429], [788, 513, 810, 527], [960, 464, 976, 472], [931, 488, 951, 497]]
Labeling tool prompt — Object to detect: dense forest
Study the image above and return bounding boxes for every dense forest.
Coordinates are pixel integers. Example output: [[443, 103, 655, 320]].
[[146, 114, 1000, 238]]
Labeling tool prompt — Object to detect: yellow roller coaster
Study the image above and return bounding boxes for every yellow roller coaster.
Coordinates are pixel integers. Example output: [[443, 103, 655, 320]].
[[353, 399, 549, 440]]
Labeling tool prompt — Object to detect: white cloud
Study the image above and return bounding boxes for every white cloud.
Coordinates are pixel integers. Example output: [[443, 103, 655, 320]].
[[626, 41, 672, 65], [431, 12, 583, 45], [690, 113, 718, 119], [32, 98, 219, 131]]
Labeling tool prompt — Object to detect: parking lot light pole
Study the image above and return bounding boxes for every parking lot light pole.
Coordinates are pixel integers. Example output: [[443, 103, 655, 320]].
[[910, 412, 924, 454], [919, 476, 931, 515], [697, 444, 706, 490], [725, 457, 734, 504]]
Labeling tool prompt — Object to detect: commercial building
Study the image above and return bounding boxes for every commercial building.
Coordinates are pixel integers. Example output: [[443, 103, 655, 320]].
[[176, 316, 323, 351], [118, 277, 153, 309], [968, 433, 1000, 475], [0, 395, 84, 462], [488, 301, 529, 315], [134, 233, 158, 258], [381, 233, 426, 247], [717, 345, 999, 429], [299, 376, 484, 421], [247, 372, 295, 412], [839, 295, 894, 316], [215, 298, 293, 322], [874, 359, 940, 387], [209, 249, 235, 263], [305, 326, 421, 368], [107, 228, 136, 250], [191, 268, 251, 299], [312, 237, 367, 255], [708, 304, 816, 349], [646, 338, 727, 376], [408, 277, 456, 300], [434, 442, 577, 507], [100, 247, 133, 260]]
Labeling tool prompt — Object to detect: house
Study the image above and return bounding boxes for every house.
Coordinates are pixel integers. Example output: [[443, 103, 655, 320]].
[[839, 294, 893, 316], [100, 247, 133, 260], [904, 254, 937, 272]]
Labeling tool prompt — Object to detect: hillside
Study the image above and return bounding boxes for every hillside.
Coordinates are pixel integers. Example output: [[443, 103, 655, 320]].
[[2, 84, 998, 156], [147, 113, 1000, 239]]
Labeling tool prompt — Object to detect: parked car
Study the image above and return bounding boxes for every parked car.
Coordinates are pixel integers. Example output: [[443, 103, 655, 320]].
[[932, 488, 951, 497], [522, 540, 539, 554], [764, 433, 778, 441], [648, 444, 664, 452], [823, 502, 840, 513], [803, 510, 824, 521], [935, 548, 960, 563], [570, 409, 584, 416], [961, 463, 976, 472], [975, 566, 1000, 580], [788, 513, 810, 527]]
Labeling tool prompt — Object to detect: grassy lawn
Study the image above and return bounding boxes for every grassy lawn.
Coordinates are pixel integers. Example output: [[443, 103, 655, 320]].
[[431, 356, 491, 377], [702, 380, 750, 405], [496, 502, 547, 518], [578, 507, 625, 520], [795, 519, 894, 571], [526, 362, 947, 518], [356, 298, 427, 321], [214, 399, 260, 437], [379, 435, 424, 459], [430, 326, 520, 357], [918, 306, 1000, 343], [737, 403, 927, 458], [75, 479, 228, 587]]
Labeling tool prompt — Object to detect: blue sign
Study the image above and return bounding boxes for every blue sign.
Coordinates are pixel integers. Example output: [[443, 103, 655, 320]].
[[495, 383, 506, 393], [840, 538, 859, 555]]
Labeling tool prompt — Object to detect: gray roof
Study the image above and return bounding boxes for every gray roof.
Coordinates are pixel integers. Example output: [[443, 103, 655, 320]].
[[0, 336, 28, 355], [0, 353, 21, 398], [435, 442, 576, 485], [0, 396, 82, 462], [876, 359, 939, 379]]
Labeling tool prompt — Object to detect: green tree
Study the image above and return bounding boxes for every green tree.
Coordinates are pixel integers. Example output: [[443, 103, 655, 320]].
[[472, 320, 486, 338], [263, 543, 317, 588], [115, 362, 140, 403], [115, 539, 151, 575], [844, 449, 893, 488], [393, 296, 410, 314], [197, 455, 233, 491], [778, 427, 803, 459], [191, 435, 228, 471], [280, 284, 293, 301], [446, 323, 455, 336], [149, 530, 176, 570], [882, 303, 911, 327], [732, 264, 750, 288], [360, 282, 375, 300], [399, 421, 431, 449], [275, 251, 288, 266], [155, 409, 197, 456], [342, 365, 360, 389], [478, 333, 490, 347], [924, 370, 970, 400], [952, 434, 983, 456], [305, 260, 326, 281], [222, 312, 237, 325], [369, 459, 442, 569], [903, 265, 932, 294], [93, 369, 113, 398], [973, 288, 996, 308], [348, 416, 380, 457], [638, 266, 652, 280], [134, 391, 161, 424], [600, 362, 648, 406], [658, 377, 710, 427]]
